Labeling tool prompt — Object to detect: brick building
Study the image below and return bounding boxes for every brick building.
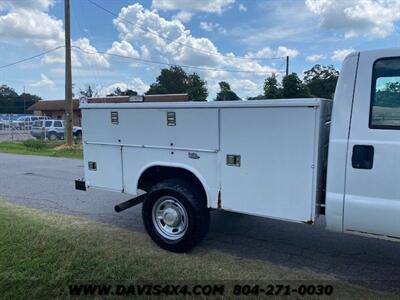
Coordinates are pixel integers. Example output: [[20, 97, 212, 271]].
[[27, 94, 188, 125]]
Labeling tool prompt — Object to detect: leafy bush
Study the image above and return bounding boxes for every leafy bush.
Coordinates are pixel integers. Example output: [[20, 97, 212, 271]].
[[23, 139, 50, 150]]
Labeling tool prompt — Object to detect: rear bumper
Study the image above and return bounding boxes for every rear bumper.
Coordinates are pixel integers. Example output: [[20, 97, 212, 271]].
[[75, 179, 86, 191], [30, 131, 42, 138]]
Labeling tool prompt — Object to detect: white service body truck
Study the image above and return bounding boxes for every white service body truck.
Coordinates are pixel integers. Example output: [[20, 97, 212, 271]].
[[76, 49, 400, 252]]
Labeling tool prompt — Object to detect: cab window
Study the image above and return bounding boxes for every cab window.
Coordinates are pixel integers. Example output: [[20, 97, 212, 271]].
[[370, 57, 400, 129], [54, 121, 63, 128], [45, 121, 52, 128]]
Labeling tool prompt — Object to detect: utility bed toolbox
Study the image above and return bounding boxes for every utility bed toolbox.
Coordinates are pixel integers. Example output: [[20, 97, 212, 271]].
[[81, 99, 332, 223]]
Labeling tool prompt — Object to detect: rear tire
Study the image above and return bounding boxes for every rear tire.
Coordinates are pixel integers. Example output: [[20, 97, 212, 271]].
[[142, 178, 210, 253], [48, 132, 58, 141]]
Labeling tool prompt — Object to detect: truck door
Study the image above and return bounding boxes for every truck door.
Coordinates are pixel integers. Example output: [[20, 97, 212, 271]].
[[345, 51, 400, 238]]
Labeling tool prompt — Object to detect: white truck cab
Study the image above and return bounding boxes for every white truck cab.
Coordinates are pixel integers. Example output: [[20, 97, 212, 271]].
[[326, 49, 400, 239], [76, 48, 400, 252]]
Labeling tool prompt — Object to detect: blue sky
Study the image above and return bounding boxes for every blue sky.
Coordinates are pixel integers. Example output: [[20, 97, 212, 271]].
[[0, 0, 399, 100]]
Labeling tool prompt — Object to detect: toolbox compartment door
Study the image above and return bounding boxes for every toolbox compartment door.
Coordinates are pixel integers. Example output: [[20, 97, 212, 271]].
[[118, 108, 219, 151], [84, 144, 123, 192], [219, 106, 318, 222]]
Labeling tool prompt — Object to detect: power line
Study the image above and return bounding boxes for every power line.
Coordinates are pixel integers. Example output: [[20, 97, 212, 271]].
[[73, 45, 283, 75], [86, 0, 285, 62], [0, 46, 64, 70], [0, 44, 282, 76]]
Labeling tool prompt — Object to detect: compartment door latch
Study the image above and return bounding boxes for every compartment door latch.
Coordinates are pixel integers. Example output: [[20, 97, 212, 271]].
[[226, 154, 241, 167]]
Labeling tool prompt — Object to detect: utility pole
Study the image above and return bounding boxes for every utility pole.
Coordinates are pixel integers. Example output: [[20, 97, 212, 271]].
[[286, 56, 289, 77], [23, 86, 26, 114], [64, 0, 73, 146]]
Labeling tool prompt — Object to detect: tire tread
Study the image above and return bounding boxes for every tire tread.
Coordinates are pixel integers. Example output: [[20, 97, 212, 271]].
[[142, 178, 209, 252]]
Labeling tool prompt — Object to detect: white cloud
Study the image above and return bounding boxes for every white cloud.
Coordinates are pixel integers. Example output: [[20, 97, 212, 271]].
[[30, 74, 55, 88], [207, 78, 262, 100], [0, 8, 64, 48], [0, 0, 53, 11], [41, 47, 83, 67], [173, 11, 193, 23], [238, 3, 247, 12], [331, 48, 355, 61], [306, 54, 326, 62], [111, 3, 278, 99], [200, 21, 214, 32], [100, 82, 129, 96], [0, 2, 110, 69], [245, 46, 299, 59], [41, 38, 110, 69], [152, 0, 235, 14], [100, 77, 150, 96], [199, 21, 227, 34], [230, 79, 258, 93], [74, 38, 110, 68], [276, 46, 299, 58], [306, 0, 400, 39], [113, 3, 276, 73], [107, 40, 140, 58], [245, 47, 274, 58], [132, 77, 150, 94]]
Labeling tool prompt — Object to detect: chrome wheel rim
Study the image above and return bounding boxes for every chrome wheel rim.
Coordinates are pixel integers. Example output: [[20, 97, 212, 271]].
[[152, 196, 188, 240]]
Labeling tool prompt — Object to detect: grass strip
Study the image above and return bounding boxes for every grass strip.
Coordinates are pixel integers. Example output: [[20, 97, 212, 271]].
[[0, 140, 82, 159], [0, 200, 390, 299]]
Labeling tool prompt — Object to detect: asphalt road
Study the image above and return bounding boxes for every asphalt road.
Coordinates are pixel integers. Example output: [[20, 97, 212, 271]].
[[1, 153, 400, 293]]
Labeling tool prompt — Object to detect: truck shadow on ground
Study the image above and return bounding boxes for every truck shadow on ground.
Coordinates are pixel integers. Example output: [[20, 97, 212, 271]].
[[7, 189, 399, 294], [100, 205, 400, 293], [203, 210, 400, 294]]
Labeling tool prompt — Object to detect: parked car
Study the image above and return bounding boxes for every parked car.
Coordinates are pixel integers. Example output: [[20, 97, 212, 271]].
[[0, 115, 18, 129], [31, 120, 82, 140], [14, 116, 50, 130]]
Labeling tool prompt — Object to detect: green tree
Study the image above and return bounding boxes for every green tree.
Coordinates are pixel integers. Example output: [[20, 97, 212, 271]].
[[20, 92, 41, 104], [146, 66, 208, 101], [187, 73, 208, 101], [0, 85, 18, 99], [263, 74, 281, 99], [0, 85, 41, 113], [79, 84, 100, 98], [107, 87, 138, 97], [376, 81, 400, 107], [146, 66, 188, 95], [303, 64, 339, 99], [215, 81, 241, 101], [247, 95, 265, 100], [282, 73, 311, 98]]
